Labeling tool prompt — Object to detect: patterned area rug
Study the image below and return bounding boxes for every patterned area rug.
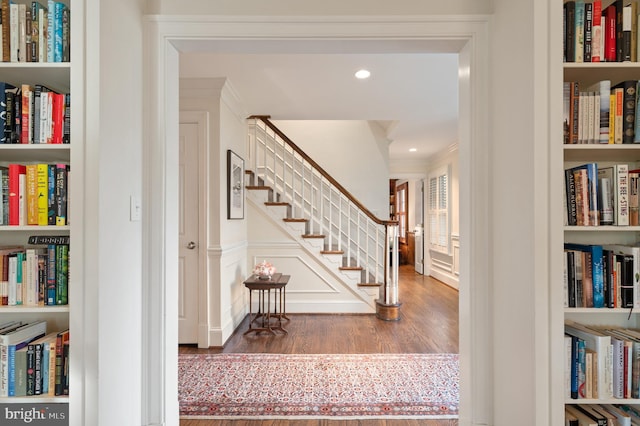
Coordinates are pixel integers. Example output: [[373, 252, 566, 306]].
[[179, 353, 459, 419]]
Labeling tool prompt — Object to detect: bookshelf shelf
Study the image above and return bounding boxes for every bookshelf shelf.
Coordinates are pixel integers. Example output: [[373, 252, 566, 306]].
[[0, 226, 70, 231], [565, 398, 640, 404], [0, 306, 69, 313], [564, 145, 640, 162], [0, 396, 69, 403], [565, 225, 640, 232]]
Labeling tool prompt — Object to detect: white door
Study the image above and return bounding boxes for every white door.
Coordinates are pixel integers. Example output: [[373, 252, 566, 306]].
[[178, 121, 200, 344]]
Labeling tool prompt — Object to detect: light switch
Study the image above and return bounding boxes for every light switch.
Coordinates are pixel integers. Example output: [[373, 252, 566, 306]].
[[130, 196, 141, 221]]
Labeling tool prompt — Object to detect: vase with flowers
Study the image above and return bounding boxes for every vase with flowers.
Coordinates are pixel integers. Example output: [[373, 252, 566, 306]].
[[254, 260, 276, 280]]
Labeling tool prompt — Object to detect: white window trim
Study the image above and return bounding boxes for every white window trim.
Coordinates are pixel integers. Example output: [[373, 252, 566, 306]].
[[428, 164, 451, 255]]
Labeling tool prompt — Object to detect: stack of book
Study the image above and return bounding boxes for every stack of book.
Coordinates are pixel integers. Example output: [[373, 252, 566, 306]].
[[564, 0, 640, 63], [0, 163, 69, 227], [563, 79, 640, 146], [0, 236, 69, 307], [0, 0, 70, 63], [0, 81, 70, 145], [0, 320, 69, 397]]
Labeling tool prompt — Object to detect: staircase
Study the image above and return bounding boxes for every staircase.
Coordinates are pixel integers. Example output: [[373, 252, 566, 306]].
[[246, 116, 401, 319]]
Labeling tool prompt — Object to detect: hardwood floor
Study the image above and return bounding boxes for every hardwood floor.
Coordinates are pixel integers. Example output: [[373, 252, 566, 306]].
[[179, 265, 459, 426]]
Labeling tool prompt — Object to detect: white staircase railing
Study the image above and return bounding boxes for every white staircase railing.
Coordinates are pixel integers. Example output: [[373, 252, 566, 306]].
[[247, 116, 399, 308]]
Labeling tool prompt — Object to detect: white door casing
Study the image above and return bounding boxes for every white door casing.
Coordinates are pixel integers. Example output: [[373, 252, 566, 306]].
[[143, 16, 492, 426], [178, 121, 200, 344]]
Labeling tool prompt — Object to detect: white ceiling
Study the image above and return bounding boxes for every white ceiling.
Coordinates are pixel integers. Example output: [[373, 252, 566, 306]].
[[178, 40, 459, 165]]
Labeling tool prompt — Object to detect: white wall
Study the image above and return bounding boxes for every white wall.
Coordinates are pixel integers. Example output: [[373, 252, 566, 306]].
[[272, 120, 390, 218], [92, 0, 145, 424], [146, 0, 492, 15], [179, 78, 249, 347], [490, 0, 551, 424]]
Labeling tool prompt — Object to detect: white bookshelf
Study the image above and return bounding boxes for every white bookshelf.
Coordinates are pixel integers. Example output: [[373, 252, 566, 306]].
[[0, 0, 76, 408], [563, 58, 640, 418]]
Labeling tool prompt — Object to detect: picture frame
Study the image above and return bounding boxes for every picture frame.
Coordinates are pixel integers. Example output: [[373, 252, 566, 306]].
[[227, 149, 245, 220]]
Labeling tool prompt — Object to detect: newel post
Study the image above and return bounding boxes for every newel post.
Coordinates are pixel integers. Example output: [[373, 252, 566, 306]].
[[376, 223, 402, 321]]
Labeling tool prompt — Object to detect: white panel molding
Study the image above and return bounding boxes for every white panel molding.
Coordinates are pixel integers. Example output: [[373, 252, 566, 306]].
[[220, 79, 248, 120], [452, 233, 460, 277], [250, 253, 341, 293], [249, 241, 301, 249]]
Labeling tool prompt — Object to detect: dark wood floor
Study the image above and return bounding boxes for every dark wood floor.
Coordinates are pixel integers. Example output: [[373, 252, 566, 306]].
[[180, 264, 459, 426]]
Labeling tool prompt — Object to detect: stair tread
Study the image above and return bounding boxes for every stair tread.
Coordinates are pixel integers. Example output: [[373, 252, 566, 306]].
[[339, 266, 363, 271], [302, 234, 325, 238], [283, 218, 308, 222], [246, 185, 271, 190], [320, 250, 344, 254], [358, 282, 382, 287], [265, 202, 290, 206]]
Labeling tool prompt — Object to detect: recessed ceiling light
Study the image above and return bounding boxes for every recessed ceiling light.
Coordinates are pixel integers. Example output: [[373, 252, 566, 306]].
[[355, 69, 371, 79], [409, 148, 417, 152]]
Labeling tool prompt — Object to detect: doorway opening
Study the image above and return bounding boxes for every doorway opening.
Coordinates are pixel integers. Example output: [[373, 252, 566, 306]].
[[144, 16, 490, 426]]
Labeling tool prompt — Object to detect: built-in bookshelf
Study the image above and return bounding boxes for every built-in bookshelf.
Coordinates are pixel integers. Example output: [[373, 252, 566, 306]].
[[0, 0, 72, 406], [562, 0, 640, 417]]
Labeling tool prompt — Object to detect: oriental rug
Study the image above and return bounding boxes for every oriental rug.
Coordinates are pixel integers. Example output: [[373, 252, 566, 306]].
[[179, 353, 459, 419]]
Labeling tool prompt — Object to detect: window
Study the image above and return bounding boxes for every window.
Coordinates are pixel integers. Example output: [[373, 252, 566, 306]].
[[396, 182, 408, 244], [428, 166, 450, 253]]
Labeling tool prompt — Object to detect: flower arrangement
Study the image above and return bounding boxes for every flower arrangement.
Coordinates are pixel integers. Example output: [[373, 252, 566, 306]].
[[254, 260, 276, 280]]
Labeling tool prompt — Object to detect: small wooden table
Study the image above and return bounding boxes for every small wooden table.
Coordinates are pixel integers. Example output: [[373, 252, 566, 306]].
[[243, 273, 290, 335]]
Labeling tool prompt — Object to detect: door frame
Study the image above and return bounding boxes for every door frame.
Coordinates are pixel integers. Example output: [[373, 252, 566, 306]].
[[178, 110, 209, 348], [143, 15, 491, 426]]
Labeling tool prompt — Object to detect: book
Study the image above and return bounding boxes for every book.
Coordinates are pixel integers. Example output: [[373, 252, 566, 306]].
[[20, 84, 32, 143], [53, 328, 67, 396], [25, 164, 38, 224], [565, 320, 614, 400], [596, 166, 614, 225], [566, 81, 580, 144], [0, 82, 15, 143], [12, 346, 27, 397], [612, 80, 637, 144], [613, 86, 624, 143], [604, 4, 617, 61], [28, 332, 56, 395], [46, 243, 55, 305], [54, 163, 66, 225], [584, 2, 593, 62], [566, 163, 599, 226], [565, 406, 579, 426], [7, 163, 25, 226], [602, 244, 640, 308], [591, 0, 603, 62], [0, 320, 46, 397], [601, 404, 632, 426], [575, 0, 585, 63], [565, 404, 598, 425], [55, 243, 67, 304], [36, 163, 48, 225], [0, 166, 7, 225], [566, 1, 577, 62], [587, 80, 610, 144], [565, 243, 604, 308], [622, 2, 633, 61], [28, 235, 69, 245]]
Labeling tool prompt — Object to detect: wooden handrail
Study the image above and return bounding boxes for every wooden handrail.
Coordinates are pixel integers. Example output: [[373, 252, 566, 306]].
[[249, 115, 398, 227]]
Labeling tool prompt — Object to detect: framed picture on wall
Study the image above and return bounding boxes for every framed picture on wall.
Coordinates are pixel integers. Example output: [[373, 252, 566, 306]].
[[227, 149, 245, 219]]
